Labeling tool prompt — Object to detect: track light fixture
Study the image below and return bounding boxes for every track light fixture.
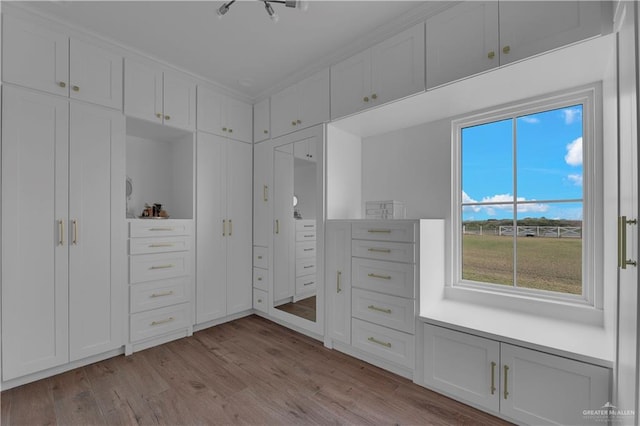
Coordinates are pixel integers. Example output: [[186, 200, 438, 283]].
[[216, 0, 309, 21]]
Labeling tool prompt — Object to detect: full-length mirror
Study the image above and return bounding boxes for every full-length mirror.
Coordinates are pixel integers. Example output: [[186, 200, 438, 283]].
[[273, 137, 318, 322]]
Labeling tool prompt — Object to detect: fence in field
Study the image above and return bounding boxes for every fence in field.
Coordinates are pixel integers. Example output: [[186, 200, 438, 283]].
[[463, 225, 582, 238]]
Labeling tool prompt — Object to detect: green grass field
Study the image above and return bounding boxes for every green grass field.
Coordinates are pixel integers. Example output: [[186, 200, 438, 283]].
[[462, 234, 582, 294]]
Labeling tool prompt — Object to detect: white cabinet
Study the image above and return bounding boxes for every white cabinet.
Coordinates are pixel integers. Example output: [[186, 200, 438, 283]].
[[2, 14, 123, 109], [294, 220, 317, 301], [2, 87, 125, 381], [253, 141, 273, 248], [426, 1, 604, 89], [273, 150, 295, 303], [422, 324, 611, 425], [196, 133, 252, 323], [293, 138, 316, 162], [197, 86, 252, 143], [326, 221, 352, 346], [270, 68, 330, 138], [124, 58, 196, 131], [253, 98, 270, 143], [331, 23, 425, 120]]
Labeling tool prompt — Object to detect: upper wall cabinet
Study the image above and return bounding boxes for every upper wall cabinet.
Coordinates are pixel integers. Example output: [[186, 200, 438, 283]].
[[271, 68, 330, 139], [253, 98, 270, 143], [426, 1, 604, 89], [197, 86, 252, 143], [124, 59, 196, 131], [331, 23, 425, 120], [2, 14, 123, 109]]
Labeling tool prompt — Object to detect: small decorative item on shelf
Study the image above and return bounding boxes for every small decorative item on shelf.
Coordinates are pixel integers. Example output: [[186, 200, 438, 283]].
[[140, 203, 169, 219]]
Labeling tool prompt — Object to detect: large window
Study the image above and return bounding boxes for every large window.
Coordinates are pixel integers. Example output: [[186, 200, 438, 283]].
[[452, 87, 601, 306]]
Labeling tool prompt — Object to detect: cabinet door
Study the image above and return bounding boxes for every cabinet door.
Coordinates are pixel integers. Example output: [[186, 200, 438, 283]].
[[422, 325, 500, 412], [371, 23, 425, 106], [271, 83, 299, 138], [196, 132, 228, 323], [2, 14, 69, 97], [326, 221, 352, 345], [499, 1, 603, 65], [163, 71, 196, 131], [226, 97, 253, 143], [69, 38, 123, 109], [426, 2, 499, 89], [253, 98, 270, 142], [197, 85, 225, 136], [298, 69, 330, 130], [1, 87, 69, 380], [124, 58, 163, 124], [253, 141, 274, 247], [330, 49, 371, 120], [68, 103, 125, 361], [226, 141, 253, 314], [273, 150, 295, 303], [500, 343, 610, 426]]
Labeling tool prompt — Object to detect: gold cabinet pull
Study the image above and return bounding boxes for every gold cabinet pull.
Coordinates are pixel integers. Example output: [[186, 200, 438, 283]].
[[368, 248, 391, 253], [368, 273, 391, 280], [490, 361, 496, 395], [150, 227, 174, 231], [303, 248, 313, 252], [257, 255, 263, 260], [156, 113, 162, 118], [58, 219, 64, 246], [619, 216, 638, 268], [263, 185, 268, 202], [149, 243, 174, 248], [303, 234, 314, 238], [263, 129, 268, 134], [72, 219, 78, 245], [337, 271, 342, 293], [164, 115, 170, 120], [367, 229, 391, 234], [275, 219, 280, 234], [368, 305, 392, 314], [229, 219, 232, 236], [257, 277, 263, 281], [72, 85, 80, 92], [150, 264, 174, 270], [58, 81, 67, 88], [223, 219, 227, 236], [371, 93, 377, 100], [228, 128, 233, 133], [502, 45, 511, 54], [303, 265, 314, 269], [503, 365, 509, 399], [296, 119, 301, 124], [222, 127, 228, 131], [368, 337, 391, 348], [303, 281, 314, 286], [151, 317, 175, 326], [363, 96, 369, 102], [257, 298, 263, 303], [291, 121, 297, 126], [151, 290, 174, 298], [487, 51, 495, 59]]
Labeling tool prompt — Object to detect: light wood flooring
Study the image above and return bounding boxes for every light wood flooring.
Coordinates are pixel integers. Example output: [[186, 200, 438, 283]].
[[1, 315, 511, 425], [275, 296, 316, 322]]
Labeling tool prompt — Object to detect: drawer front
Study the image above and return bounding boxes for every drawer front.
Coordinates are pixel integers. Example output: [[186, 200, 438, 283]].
[[296, 230, 317, 242], [295, 274, 317, 294], [352, 258, 415, 298], [351, 221, 415, 243], [129, 236, 190, 255], [254, 246, 268, 269], [352, 288, 415, 334], [129, 220, 191, 238], [253, 289, 268, 313], [352, 318, 415, 369], [295, 220, 316, 232], [130, 277, 190, 313], [130, 303, 190, 342], [352, 240, 415, 263], [253, 267, 269, 292], [296, 258, 317, 277], [295, 241, 316, 259], [130, 252, 190, 284]]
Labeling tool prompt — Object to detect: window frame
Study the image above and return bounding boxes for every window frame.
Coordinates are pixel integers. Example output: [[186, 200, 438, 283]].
[[450, 84, 602, 311]]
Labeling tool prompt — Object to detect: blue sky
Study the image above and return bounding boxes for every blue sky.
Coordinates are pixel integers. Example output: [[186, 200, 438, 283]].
[[462, 105, 584, 222]]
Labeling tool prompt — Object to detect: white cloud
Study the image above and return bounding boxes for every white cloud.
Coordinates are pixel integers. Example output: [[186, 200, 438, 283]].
[[481, 193, 514, 203], [567, 174, 583, 186], [520, 116, 540, 124], [462, 191, 549, 216], [565, 137, 582, 166], [562, 108, 582, 125]]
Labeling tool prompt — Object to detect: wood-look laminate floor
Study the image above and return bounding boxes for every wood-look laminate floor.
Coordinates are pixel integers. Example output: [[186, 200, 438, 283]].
[[275, 296, 316, 322], [1, 315, 511, 425]]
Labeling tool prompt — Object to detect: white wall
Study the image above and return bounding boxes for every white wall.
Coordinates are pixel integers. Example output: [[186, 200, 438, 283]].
[[326, 125, 362, 219]]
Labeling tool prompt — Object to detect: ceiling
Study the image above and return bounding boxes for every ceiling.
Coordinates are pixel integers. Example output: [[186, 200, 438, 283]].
[[21, 1, 433, 100]]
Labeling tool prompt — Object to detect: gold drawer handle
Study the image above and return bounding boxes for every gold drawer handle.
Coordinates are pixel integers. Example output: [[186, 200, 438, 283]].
[[303, 224, 314, 228], [303, 234, 314, 238], [149, 243, 174, 248], [368, 273, 391, 280], [257, 255, 263, 259], [72, 85, 80, 92], [368, 305, 391, 314], [150, 227, 174, 231], [263, 185, 268, 202], [368, 248, 391, 253], [502, 45, 511, 54], [368, 337, 391, 348], [263, 130, 268, 134], [490, 361, 496, 395], [367, 229, 391, 234], [503, 365, 510, 399], [164, 115, 170, 120], [229, 219, 233, 237], [303, 281, 314, 286], [58, 219, 65, 246], [151, 317, 175, 326], [58, 81, 67, 88], [150, 264, 174, 270], [337, 271, 342, 293], [303, 265, 314, 269], [72, 219, 78, 245], [371, 93, 377, 100], [303, 248, 314, 252], [257, 277, 263, 281], [151, 290, 174, 298], [156, 113, 162, 118], [488, 51, 495, 59]]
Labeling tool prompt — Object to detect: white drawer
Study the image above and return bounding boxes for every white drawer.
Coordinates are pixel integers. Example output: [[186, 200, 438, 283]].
[[253, 246, 268, 269], [296, 230, 316, 242], [295, 274, 317, 294], [253, 289, 268, 313], [352, 288, 415, 334], [253, 267, 269, 292], [295, 241, 316, 259], [352, 258, 415, 298], [352, 318, 415, 369], [352, 240, 414, 263], [130, 252, 190, 284], [295, 220, 316, 232], [129, 220, 191, 238], [129, 236, 190, 255], [130, 303, 190, 343], [351, 221, 415, 243], [296, 258, 317, 277], [130, 277, 190, 313]]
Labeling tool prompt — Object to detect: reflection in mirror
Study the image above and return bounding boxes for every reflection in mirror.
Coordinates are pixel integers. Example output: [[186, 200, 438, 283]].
[[273, 138, 317, 322]]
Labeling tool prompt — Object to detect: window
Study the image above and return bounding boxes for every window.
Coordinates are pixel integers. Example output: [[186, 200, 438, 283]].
[[452, 86, 601, 307]]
